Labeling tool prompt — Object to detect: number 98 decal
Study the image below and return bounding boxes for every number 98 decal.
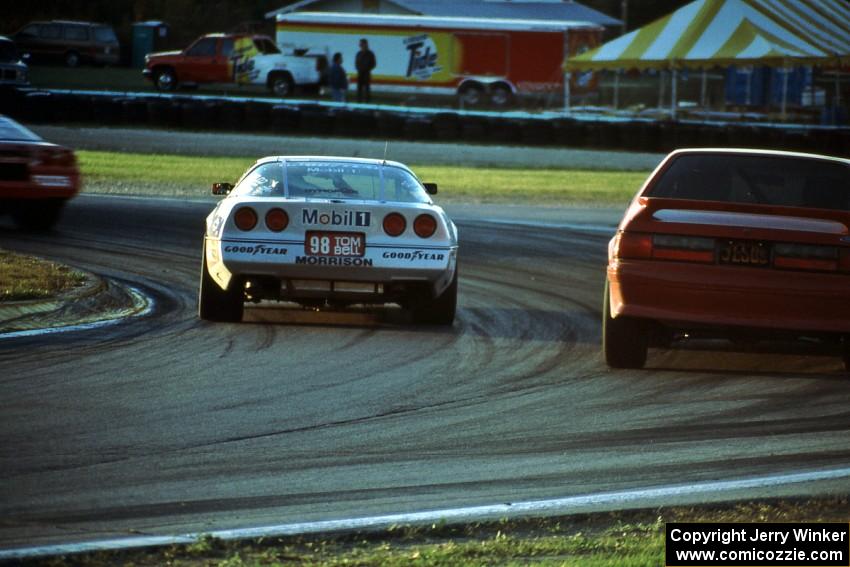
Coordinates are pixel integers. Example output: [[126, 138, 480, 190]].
[[305, 231, 365, 257]]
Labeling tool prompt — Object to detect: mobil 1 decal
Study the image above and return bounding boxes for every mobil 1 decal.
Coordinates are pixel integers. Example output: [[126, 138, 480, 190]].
[[302, 209, 371, 227]]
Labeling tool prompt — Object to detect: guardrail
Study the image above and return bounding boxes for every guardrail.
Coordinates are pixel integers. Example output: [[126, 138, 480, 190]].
[[2, 87, 848, 157]]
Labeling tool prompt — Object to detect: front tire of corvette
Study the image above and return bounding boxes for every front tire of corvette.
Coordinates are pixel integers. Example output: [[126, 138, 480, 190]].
[[602, 280, 648, 369], [198, 243, 244, 323]]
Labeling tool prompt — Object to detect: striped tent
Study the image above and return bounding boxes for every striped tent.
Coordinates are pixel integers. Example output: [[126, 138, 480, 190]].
[[566, 0, 850, 71]]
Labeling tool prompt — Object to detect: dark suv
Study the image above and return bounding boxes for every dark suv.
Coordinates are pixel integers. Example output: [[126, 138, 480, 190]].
[[12, 20, 119, 67], [0, 36, 29, 86]]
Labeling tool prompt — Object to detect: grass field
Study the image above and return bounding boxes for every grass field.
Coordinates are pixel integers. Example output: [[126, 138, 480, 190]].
[[34, 497, 849, 566], [78, 150, 649, 205], [0, 249, 85, 302]]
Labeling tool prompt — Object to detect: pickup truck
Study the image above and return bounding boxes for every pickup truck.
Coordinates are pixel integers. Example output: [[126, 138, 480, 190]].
[[143, 33, 322, 96]]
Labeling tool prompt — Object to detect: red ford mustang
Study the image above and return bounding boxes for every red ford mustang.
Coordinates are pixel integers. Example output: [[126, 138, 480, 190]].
[[0, 114, 80, 230], [604, 148, 850, 370]]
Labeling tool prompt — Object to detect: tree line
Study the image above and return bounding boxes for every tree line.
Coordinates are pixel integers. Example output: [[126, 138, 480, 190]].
[[1, 0, 688, 56]]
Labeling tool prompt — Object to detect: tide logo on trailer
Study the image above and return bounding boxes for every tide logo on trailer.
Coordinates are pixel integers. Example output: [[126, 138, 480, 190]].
[[404, 34, 442, 80]]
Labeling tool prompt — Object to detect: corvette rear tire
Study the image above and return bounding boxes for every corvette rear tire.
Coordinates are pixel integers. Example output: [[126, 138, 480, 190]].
[[603, 280, 648, 369], [199, 245, 244, 322], [413, 270, 457, 326]]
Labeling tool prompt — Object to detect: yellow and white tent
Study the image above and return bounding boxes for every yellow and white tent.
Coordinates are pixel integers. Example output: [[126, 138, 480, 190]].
[[566, 0, 850, 71]]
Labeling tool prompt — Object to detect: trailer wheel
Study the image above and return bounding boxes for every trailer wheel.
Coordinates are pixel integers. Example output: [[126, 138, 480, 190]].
[[458, 83, 484, 107], [490, 84, 514, 108], [269, 72, 295, 97], [154, 67, 177, 91], [64, 51, 81, 67]]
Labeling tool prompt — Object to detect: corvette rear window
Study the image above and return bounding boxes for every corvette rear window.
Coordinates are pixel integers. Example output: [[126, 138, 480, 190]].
[[232, 160, 431, 203], [647, 154, 850, 211]]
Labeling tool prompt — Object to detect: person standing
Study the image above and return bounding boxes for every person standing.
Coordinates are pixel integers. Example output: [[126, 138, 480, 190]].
[[355, 38, 376, 103], [328, 52, 348, 103]]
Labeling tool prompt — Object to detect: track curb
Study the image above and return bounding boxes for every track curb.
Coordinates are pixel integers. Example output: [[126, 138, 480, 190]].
[[0, 267, 146, 335]]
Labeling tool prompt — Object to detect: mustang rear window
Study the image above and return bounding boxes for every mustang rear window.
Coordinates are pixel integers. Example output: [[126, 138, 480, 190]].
[[0, 117, 42, 142], [233, 160, 431, 203], [647, 154, 850, 211]]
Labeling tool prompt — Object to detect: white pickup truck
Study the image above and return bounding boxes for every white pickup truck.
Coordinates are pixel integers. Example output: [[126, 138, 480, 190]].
[[143, 33, 322, 97]]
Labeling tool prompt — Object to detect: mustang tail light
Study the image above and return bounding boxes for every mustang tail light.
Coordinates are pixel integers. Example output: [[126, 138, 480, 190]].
[[611, 231, 652, 259], [413, 214, 437, 238], [234, 207, 258, 231], [383, 213, 406, 237], [265, 208, 289, 232], [774, 243, 839, 272], [612, 232, 714, 264], [41, 148, 76, 167], [651, 234, 715, 263]]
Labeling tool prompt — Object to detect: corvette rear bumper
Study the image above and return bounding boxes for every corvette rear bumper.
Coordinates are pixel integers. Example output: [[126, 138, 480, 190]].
[[206, 237, 458, 297]]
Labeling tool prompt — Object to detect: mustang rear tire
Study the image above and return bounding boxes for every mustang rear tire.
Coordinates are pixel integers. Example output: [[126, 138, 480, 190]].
[[602, 280, 648, 369], [199, 245, 244, 322], [413, 269, 457, 326], [842, 337, 850, 372]]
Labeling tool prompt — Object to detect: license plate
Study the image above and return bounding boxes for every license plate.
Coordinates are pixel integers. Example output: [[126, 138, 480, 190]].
[[305, 231, 365, 257], [718, 240, 769, 267]]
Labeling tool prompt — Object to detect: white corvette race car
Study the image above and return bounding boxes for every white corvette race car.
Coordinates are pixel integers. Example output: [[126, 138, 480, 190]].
[[200, 157, 459, 324]]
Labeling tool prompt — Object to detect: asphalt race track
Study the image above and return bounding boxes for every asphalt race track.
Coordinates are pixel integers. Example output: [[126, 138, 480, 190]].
[[1, 195, 850, 551]]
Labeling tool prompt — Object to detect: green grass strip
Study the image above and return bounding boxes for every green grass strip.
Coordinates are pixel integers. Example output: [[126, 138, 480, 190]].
[[37, 497, 849, 566], [77, 150, 648, 205]]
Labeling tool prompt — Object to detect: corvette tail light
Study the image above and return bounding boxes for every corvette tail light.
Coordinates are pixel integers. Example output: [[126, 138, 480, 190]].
[[413, 214, 437, 238], [383, 213, 406, 237], [265, 208, 289, 232], [774, 243, 839, 272], [234, 207, 258, 231], [651, 234, 715, 263]]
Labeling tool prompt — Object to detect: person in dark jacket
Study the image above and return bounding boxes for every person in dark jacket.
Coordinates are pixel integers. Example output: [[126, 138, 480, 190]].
[[328, 52, 348, 103], [355, 38, 376, 103]]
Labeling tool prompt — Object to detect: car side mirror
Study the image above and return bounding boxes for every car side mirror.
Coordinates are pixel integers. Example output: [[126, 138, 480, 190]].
[[423, 182, 438, 195], [212, 182, 233, 195], [22, 52, 31, 61]]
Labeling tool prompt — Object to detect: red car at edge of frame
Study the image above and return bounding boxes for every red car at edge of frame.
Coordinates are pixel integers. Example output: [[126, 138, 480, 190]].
[[0, 114, 80, 230], [604, 147, 850, 370]]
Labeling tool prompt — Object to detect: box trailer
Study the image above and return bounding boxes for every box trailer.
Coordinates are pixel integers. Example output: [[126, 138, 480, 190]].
[[276, 12, 602, 107]]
